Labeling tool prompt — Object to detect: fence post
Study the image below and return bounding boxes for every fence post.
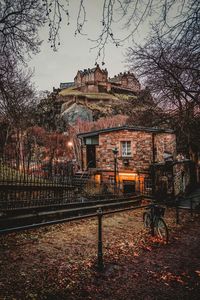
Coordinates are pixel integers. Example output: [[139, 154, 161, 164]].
[[97, 207, 104, 271], [190, 199, 193, 217], [175, 198, 180, 224]]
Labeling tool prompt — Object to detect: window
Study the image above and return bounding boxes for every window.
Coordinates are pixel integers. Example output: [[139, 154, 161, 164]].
[[109, 175, 114, 186], [121, 141, 131, 157], [85, 136, 99, 145]]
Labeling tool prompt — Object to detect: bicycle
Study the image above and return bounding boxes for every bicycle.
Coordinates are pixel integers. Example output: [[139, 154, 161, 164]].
[[143, 203, 169, 243]]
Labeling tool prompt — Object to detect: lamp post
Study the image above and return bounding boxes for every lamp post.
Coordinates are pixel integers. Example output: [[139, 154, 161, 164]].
[[112, 147, 118, 195], [67, 141, 75, 179]]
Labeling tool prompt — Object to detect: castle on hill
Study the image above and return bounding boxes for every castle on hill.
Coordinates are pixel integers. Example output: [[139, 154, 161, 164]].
[[60, 64, 141, 94]]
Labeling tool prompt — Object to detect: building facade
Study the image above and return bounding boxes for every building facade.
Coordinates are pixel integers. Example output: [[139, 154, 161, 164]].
[[109, 72, 141, 93], [74, 65, 108, 86], [73, 65, 140, 94], [78, 126, 177, 195]]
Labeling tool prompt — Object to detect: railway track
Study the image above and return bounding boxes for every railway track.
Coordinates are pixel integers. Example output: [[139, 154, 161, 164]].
[[0, 195, 142, 231]]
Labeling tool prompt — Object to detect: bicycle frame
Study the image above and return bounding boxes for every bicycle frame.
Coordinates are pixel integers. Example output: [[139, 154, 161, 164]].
[[145, 204, 165, 236]]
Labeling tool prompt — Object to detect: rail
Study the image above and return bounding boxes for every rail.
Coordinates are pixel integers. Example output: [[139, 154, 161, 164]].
[[0, 198, 149, 271], [2, 196, 198, 271], [0, 196, 142, 228]]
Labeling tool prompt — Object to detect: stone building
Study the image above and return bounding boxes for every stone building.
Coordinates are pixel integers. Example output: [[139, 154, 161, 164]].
[[73, 65, 140, 94], [77, 126, 177, 195], [153, 160, 193, 199], [74, 65, 108, 93], [109, 72, 141, 93]]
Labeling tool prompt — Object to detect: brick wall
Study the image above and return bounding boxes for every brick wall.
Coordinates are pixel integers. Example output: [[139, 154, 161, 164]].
[[82, 129, 176, 177], [173, 162, 191, 196], [155, 133, 176, 162], [96, 130, 153, 173]]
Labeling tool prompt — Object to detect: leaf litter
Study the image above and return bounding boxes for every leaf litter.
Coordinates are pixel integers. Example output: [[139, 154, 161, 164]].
[[0, 208, 199, 299]]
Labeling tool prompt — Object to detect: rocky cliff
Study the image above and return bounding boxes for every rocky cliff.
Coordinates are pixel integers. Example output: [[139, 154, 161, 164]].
[[54, 86, 139, 125]]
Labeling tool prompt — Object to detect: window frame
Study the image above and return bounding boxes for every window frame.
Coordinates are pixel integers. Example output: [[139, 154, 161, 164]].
[[120, 140, 132, 157]]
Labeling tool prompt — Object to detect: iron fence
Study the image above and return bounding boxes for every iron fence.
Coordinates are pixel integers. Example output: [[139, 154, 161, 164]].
[[0, 156, 74, 186], [0, 155, 78, 211], [0, 153, 153, 211]]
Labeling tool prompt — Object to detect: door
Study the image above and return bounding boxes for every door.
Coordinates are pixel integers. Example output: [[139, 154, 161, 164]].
[[123, 180, 136, 194], [86, 145, 96, 168]]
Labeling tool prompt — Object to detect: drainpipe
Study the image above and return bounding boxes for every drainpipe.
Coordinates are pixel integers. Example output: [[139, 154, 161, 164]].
[[80, 138, 84, 171], [152, 133, 156, 164], [151, 133, 156, 196]]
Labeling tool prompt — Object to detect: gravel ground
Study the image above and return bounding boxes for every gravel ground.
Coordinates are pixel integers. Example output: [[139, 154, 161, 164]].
[[0, 207, 199, 299]]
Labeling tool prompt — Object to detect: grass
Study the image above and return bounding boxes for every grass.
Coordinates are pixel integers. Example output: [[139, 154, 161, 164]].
[[113, 93, 138, 101], [85, 93, 118, 100], [59, 87, 119, 101], [0, 161, 50, 184], [59, 87, 82, 96]]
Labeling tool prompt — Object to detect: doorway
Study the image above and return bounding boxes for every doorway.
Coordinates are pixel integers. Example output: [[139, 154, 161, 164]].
[[123, 180, 136, 194], [86, 145, 96, 168]]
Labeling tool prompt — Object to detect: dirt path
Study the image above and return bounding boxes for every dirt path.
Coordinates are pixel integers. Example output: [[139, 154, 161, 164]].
[[0, 208, 199, 299]]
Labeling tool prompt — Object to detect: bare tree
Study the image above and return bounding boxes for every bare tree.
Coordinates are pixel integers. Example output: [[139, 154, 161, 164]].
[[126, 23, 200, 156], [1, 1, 199, 63], [75, 0, 200, 62], [0, 59, 36, 128], [126, 25, 199, 104], [0, 56, 38, 164], [0, 0, 45, 62]]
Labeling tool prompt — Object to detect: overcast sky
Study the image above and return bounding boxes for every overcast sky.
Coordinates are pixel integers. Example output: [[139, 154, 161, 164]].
[[28, 0, 148, 92]]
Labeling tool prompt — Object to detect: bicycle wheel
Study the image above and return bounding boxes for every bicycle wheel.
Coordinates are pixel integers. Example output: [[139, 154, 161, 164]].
[[143, 212, 151, 228], [155, 218, 169, 243]]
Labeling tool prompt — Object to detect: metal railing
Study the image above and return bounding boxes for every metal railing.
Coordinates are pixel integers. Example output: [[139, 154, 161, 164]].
[[0, 197, 148, 271], [0, 156, 77, 210], [1, 192, 199, 271], [0, 156, 74, 186]]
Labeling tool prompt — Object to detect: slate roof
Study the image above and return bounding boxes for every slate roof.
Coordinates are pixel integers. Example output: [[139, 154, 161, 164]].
[[77, 125, 174, 138], [60, 82, 74, 89], [75, 65, 107, 78], [109, 72, 139, 83]]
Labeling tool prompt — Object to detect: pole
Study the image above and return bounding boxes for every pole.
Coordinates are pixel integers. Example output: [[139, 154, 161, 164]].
[[114, 156, 117, 195], [151, 133, 156, 197], [81, 141, 84, 171], [112, 147, 118, 196], [190, 199, 193, 217], [97, 207, 104, 271], [175, 198, 180, 224]]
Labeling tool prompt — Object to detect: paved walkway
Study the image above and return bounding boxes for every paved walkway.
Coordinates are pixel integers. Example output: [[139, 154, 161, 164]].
[[178, 187, 200, 209]]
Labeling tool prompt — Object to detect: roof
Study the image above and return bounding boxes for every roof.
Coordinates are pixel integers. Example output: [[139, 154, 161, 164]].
[[74, 65, 107, 78], [77, 126, 174, 138], [109, 72, 139, 83], [60, 82, 74, 89], [153, 159, 191, 167]]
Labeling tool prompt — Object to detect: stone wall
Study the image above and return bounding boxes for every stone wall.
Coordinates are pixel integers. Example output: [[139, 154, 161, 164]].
[[81, 84, 99, 93], [96, 130, 152, 173], [127, 75, 141, 91], [155, 133, 176, 162], [82, 130, 176, 174], [74, 67, 140, 93], [173, 161, 191, 196]]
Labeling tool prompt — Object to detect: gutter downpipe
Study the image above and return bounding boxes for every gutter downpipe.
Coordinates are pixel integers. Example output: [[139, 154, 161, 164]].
[[152, 133, 156, 197]]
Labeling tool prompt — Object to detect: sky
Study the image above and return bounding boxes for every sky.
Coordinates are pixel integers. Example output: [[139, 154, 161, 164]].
[[28, 0, 148, 92]]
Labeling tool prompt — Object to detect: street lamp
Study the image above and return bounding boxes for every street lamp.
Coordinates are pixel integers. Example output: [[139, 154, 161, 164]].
[[112, 147, 118, 195], [67, 141, 74, 160], [68, 141, 73, 148]]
